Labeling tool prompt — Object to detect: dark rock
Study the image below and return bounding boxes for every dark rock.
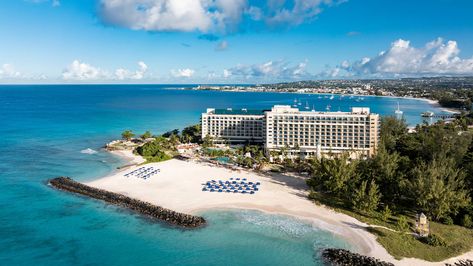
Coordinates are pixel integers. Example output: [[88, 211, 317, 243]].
[[445, 260, 473, 266], [322, 248, 394, 266], [49, 177, 206, 228]]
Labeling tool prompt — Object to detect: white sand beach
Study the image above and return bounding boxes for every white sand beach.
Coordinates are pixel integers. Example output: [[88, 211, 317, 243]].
[[109, 149, 146, 165], [86, 158, 472, 266]]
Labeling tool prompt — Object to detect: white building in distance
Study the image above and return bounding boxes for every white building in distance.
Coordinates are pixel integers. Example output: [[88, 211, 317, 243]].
[[201, 105, 380, 159]]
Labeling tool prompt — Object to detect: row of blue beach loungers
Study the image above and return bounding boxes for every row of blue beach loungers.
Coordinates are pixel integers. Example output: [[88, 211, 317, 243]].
[[202, 178, 261, 194], [124, 166, 160, 180]]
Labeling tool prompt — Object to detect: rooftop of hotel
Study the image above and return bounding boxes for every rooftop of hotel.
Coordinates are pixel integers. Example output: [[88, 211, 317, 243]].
[[205, 105, 373, 115], [208, 108, 266, 115]]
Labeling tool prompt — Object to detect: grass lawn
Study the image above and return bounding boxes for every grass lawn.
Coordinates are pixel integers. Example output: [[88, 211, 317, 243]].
[[309, 191, 473, 262], [368, 223, 473, 261]]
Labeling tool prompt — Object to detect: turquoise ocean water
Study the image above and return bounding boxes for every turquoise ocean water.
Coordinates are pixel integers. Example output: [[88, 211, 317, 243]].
[[0, 85, 446, 265]]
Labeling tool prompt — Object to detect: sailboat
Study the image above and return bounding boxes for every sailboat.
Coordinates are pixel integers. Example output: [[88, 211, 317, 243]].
[[394, 102, 403, 116], [292, 98, 298, 107], [305, 101, 310, 110]]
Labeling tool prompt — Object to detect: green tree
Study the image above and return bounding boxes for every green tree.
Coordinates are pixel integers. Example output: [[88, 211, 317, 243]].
[[121, 130, 135, 141], [308, 153, 359, 197], [369, 145, 407, 203], [169, 134, 180, 146], [202, 135, 214, 148], [141, 131, 152, 139], [162, 129, 179, 138], [380, 205, 392, 222], [181, 124, 201, 143], [379, 116, 408, 152], [397, 215, 410, 233], [461, 214, 473, 228], [409, 159, 471, 221], [351, 179, 381, 214]]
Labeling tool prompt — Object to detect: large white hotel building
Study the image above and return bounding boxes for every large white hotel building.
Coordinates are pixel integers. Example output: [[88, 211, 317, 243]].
[[201, 105, 380, 159]]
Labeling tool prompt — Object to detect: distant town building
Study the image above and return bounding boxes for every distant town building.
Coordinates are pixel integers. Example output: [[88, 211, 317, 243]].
[[201, 105, 380, 159]]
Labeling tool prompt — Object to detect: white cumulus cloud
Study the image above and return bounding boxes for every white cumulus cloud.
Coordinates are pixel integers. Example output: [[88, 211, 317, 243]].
[[100, 0, 216, 32], [223, 69, 232, 78], [98, 0, 341, 33], [115, 61, 148, 80], [62, 60, 107, 80], [171, 68, 195, 78], [62, 60, 151, 81], [226, 59, 310, 80], [340, 38, 473, 76], [0, 64, 21, 79]]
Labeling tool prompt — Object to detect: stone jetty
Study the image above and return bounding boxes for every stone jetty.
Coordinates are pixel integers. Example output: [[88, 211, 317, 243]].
[[49, 177, 206, 228], [322, 248, 394, 266], [446, 260, 473, 266]]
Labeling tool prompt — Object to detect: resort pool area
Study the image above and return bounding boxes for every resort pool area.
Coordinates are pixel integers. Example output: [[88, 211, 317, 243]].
[[213, 156, 231, 164]]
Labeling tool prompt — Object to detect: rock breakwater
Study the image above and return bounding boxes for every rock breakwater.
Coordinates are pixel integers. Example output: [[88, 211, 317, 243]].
[[322, 248, 394, 266], [49, 177, 206, 228]]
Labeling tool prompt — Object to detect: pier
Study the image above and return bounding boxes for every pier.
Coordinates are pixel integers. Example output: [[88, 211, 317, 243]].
[[422, 114, 459, 119]]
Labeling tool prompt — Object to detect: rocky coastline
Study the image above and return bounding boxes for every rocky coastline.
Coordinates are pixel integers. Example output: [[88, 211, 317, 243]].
[[322, 248, 394, 266], [49, 177, 206, 228]]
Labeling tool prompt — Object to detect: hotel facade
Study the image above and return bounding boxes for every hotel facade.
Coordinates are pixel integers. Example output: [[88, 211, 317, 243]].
[[201, 105, 380, 159]]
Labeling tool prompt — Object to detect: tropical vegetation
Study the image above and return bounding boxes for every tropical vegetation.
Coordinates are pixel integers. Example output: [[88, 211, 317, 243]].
[[305, 116, 473, 261]]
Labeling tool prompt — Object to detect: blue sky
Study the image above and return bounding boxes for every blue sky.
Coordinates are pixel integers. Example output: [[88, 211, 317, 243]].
[[0, 0, 472, 83]]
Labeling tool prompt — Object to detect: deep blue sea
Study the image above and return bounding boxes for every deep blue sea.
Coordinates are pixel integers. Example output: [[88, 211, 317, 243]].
[[0, 85, 446, 265]]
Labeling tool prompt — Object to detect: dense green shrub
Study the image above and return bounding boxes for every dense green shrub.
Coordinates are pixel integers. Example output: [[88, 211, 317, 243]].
[[397, 215, 410, 233], [136, 141, 164, 157], [441, 216, 454, 225], [461, 214, 473, 228], [419, 234, 447, 247]]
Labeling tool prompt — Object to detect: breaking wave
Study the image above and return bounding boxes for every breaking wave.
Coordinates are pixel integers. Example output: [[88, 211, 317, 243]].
[[80, 148, 98, 155]]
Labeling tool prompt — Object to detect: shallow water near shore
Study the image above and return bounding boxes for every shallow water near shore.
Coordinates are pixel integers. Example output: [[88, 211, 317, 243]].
[[0, 85, 447, 265]]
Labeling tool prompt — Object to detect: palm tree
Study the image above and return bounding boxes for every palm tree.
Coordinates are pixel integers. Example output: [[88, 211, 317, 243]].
[[141, 131, 152, 139], [121, 130, 135, 141]]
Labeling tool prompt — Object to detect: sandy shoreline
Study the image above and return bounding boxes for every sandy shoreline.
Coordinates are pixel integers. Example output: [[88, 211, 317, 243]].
[[85, 152, 472, 266], [380, 95, 459, 114], [109, 149, 146, 165]]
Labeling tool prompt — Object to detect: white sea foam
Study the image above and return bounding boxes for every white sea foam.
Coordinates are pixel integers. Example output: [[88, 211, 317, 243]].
[[81, 148, 98, 155], [236, 210, 316, 238]]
